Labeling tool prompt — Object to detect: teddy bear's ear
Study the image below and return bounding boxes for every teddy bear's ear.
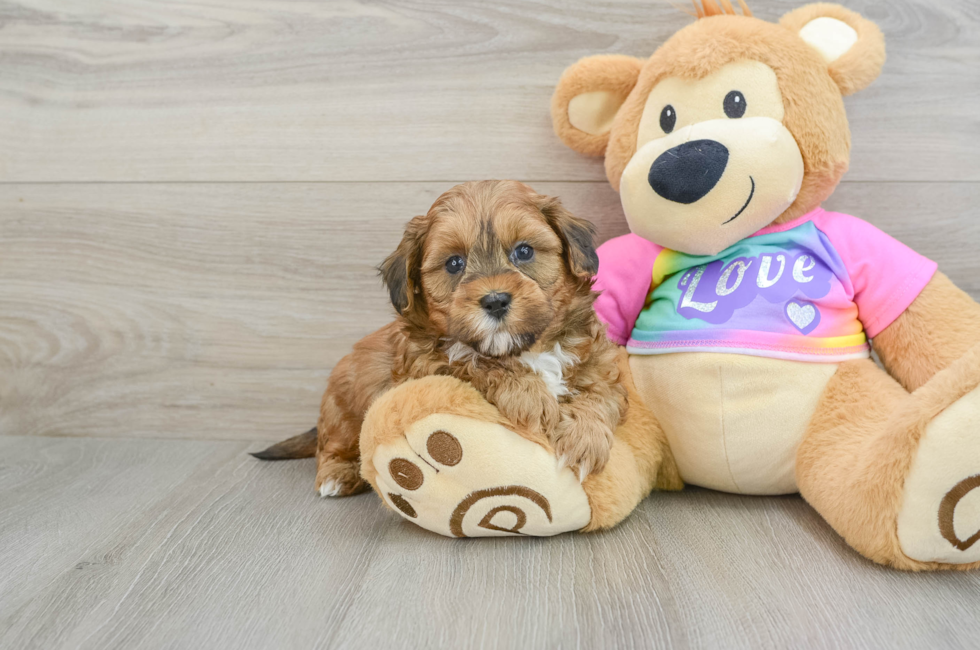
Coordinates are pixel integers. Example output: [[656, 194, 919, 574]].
[[780, 3, 885, 96], [551, 55, 644, 156]]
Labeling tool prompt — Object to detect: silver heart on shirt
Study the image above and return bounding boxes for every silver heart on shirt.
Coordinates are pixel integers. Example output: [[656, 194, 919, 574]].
[[785, 300, 820, 335]]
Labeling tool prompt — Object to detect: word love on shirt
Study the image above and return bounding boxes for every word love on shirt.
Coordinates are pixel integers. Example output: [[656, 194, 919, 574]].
[[675, 249, 832, 325]]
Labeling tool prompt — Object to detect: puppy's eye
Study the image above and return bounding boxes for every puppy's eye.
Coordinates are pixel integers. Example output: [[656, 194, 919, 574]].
[[660, 105, 676, 133], [723, 91, 746, 118], [445, 255, 466, 275], [512, 243, 534, 263]]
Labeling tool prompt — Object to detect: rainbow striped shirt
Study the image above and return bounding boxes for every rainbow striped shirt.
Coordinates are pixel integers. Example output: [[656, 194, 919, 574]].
[[593, 208, 937, 363]]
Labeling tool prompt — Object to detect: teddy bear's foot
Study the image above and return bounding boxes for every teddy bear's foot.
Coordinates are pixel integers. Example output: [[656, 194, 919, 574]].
[[371, 413, 592, 537], [897, 385, 980, 564]]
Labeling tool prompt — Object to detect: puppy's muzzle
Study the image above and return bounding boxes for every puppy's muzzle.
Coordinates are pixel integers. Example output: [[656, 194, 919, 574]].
[[480, 292, 512, 320], [648, 139, 729, 204]]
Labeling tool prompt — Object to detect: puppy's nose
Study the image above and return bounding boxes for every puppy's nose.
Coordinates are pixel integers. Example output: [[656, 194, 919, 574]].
[[648, 139, 728, 204], [480, 292, 512, 320]]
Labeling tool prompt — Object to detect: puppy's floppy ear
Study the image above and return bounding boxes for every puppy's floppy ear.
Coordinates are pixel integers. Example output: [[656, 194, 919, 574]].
[[538, 196, 599, 278], [551, 55, 644, 157], [780, 4, 885, 96], [379, 214, 430, 317]]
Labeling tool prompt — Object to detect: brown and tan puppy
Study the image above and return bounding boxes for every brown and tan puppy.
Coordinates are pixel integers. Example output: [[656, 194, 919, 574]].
[[254, 180, 626, 498]]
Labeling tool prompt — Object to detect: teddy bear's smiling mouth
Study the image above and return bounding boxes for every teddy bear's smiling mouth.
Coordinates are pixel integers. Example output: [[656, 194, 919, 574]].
[[722, 176, 755, 225]]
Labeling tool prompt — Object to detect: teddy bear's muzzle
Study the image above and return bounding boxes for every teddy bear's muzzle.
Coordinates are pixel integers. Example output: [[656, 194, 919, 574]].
[[620, 117, 804, 256]]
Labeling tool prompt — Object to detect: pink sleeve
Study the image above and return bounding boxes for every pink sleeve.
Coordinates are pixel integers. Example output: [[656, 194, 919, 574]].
[[814, 211, 937, 339], [592, 234, 662, 345]]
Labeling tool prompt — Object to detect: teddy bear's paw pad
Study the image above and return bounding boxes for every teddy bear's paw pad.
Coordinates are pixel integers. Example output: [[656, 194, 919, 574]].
[[897, 385, 980, 564], [373, 413, 591, 537]]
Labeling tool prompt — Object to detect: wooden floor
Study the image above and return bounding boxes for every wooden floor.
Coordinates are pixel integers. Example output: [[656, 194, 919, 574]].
[[1, 1, 979, 648]]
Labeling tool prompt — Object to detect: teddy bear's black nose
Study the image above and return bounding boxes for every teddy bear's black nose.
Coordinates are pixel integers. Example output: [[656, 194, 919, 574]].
[[647, 139, 729, 204]]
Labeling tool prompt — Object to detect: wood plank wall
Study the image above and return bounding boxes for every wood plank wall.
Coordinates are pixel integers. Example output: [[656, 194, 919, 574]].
[[2, 0, 978, 441]]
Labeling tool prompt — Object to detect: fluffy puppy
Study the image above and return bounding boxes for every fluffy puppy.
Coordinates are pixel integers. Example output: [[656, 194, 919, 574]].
[[253, 180, 627, 497]]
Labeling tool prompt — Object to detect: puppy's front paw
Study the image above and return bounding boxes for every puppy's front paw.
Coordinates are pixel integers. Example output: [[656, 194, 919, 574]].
[[492, 385, 560, 435], [551, 417, 614, 482]]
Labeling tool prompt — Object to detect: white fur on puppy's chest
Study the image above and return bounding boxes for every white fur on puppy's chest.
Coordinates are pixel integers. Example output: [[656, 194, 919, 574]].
[[520, 344, 578, 399]]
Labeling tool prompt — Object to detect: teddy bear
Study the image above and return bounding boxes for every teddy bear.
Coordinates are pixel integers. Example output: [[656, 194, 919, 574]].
[[355, 1, 980, 570]]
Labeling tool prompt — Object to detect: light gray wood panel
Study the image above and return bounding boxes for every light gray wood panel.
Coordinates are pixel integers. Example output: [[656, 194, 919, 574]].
[[1, 0, 977, 183], [1, 181, 977, 441], [0, 436, 246, 621], [1, 435, 979, 650]]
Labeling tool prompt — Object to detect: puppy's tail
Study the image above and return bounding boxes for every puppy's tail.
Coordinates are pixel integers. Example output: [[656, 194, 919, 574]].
[[250, 426, 317, 460]]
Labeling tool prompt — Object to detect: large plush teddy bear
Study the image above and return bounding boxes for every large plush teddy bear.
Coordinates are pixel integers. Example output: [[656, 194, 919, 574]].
[[355, 1, 980, 570]]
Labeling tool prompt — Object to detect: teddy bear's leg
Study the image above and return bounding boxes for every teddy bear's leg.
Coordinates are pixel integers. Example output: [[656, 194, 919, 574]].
[[581, 349, 683, 530], [359, 359, 679, 537], [797, 348, 980, 570]]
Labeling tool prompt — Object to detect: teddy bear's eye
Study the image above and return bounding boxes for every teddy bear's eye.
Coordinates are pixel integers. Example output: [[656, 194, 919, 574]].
[[724, 91, 747, 118], [660, 105, 676, 133]]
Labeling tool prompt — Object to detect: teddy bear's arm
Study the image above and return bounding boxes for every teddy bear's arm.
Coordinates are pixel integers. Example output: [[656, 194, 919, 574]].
[[593, 233, 663, 344], [872, 272, 980, 392]]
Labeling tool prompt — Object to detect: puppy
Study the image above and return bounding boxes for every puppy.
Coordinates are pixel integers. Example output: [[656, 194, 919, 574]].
[[253, 180, 627, 497]]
